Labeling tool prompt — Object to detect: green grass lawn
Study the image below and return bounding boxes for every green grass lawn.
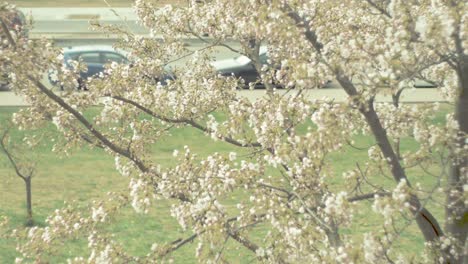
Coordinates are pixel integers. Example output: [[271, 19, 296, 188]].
[[0, 104, 451, 262], [0, 106, 255, 262]]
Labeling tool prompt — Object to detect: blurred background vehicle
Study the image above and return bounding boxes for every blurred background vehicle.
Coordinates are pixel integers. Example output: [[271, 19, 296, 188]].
[[211, 46, 271, 88], [49, 45, 129, 90], [50, 45, 175, 90], [210, 43, 438, 90]]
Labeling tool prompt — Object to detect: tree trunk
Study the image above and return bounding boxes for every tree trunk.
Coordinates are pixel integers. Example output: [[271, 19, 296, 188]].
[[334, 73, 444, 245], [24, 177, 33, 226], [359, 103, 443, 243], [445, 57, 468, 264]]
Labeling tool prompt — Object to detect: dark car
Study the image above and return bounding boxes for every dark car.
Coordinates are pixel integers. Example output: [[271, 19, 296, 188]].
[[211, 47, 271, 88], [49, 45, 129, 90], [51, 45, 174, 90]]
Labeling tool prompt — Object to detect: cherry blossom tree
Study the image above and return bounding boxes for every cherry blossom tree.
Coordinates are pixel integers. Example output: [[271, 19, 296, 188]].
[[1, 0, 467, 263]]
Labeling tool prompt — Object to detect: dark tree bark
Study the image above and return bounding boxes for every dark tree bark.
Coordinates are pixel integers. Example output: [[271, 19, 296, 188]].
[[339, 78, 444, 244], [1, 128, 34, 226], [445, 55, 468, 264], [283, 2, 445, 252], [24, 177, 33, 226]]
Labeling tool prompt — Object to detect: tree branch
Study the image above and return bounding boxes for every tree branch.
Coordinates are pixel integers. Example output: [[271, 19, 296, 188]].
[[110, 95, 262, 148], [347, 192, 390, 202], [364, 0, 392, 18], [227, 229, 259, 253], [29, 78, 149, 173], [282, 3, 445, 244], [0, 18, 16, 49], [160, 231, 205, 257], [0, 128, 27, 181], [282, 4, 323, 53]]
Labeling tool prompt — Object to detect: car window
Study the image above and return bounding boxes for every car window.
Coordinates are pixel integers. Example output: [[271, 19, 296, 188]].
[[67, 53, 79, 61], [78, 52, 101, 64], [103, 52, 127, 64], [259, 53, 268, 64]]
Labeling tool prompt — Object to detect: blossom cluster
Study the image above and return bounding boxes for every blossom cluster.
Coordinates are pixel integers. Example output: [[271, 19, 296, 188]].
[[1, 0, 466, 263]]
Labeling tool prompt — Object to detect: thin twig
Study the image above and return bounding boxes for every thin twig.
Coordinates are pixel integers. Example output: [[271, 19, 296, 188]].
[[0, 128, 27, 181]]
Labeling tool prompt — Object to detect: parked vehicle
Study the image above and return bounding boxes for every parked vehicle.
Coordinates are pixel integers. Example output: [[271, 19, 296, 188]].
[[50, 45, 129, 90], [211, 47, 272, 88], [50, 45, 175, 90], [211, 46, 437, 90]]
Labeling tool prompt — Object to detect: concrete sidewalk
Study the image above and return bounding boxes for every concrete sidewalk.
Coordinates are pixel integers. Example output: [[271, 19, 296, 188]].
[[0, 88, 447, 107], [0, 91, 28, 106], [19, 7, 145, 38], [19, 8, 138, 21]]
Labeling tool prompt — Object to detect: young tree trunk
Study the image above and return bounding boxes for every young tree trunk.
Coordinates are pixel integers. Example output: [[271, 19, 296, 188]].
[[24, 177, 33, 226], [446, 58, 468, 264]]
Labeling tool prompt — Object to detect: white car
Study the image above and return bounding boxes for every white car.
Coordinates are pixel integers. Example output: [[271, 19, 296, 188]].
[[211, 46, 270, 88]]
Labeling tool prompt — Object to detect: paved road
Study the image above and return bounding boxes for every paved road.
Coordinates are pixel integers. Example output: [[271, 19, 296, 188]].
[[32, 20, 148, 35], [0, 91, 28, 106], [22, 8, 148, 37], [19, 8, 138, 21], [0, 88, 446, 107], [2, 8, 443, 107], [22, 8, 227, 43]]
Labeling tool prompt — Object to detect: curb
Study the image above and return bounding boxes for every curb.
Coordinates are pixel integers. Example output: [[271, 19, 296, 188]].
[[29, 33, 147, 40], [28, 33, 222, 44], [18, 7, 139, 22]]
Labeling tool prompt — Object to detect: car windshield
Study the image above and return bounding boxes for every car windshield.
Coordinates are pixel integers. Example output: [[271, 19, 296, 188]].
[[103, 52, 127, 64]]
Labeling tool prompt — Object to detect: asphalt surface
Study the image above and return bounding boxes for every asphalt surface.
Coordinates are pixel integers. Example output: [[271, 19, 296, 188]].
[[32, 20, 148, 35], [19, 8, 137, 21], [0, 8, 446, 107]]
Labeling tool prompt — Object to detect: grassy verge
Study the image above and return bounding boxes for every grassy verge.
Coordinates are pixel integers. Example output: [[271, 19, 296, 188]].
[[0, 106, 252, 262], [0, 104, 451, 262], [10, 0, 183, 7]]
